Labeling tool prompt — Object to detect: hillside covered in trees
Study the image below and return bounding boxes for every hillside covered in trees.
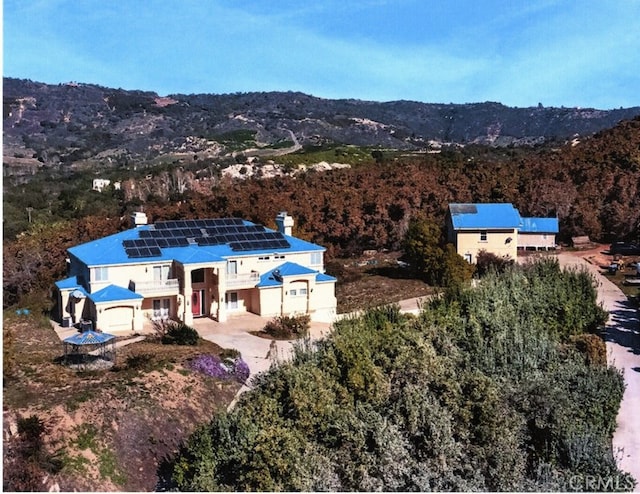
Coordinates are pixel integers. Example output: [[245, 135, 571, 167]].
[[4, 115, 640, 308]]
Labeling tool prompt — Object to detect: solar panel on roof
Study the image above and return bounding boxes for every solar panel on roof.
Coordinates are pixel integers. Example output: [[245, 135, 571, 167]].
[[124, 246, 162, 258], [196, 236, 224, 246], [450, 204, 478, 215], [196, 219, 212, 228], [138, 230, 152, 238]]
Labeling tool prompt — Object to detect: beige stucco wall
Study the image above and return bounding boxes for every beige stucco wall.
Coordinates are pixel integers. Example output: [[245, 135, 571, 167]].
[[455, 229, 518, 263], [88, 261, 175, 293], [310, 282, 338, 322], [518, 233, 556, 249], [256, 278, 337, 321], [257, 287, 283, 318]]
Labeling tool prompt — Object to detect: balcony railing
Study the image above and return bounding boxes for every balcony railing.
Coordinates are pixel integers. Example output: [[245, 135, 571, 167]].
[[225, 271, 260, 288], [130, 278, 179, 295]]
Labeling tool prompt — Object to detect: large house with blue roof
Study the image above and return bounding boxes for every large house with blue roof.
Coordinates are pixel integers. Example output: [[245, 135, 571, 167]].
[[55, 212, 337, 333], [447, 203, 559, 263]]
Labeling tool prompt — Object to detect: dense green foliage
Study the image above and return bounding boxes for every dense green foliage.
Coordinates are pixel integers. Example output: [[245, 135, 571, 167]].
[[475, 249, 515, 276], [403, 216, 475, 286], [161, 322, 199, 346], [168, 260, 631, 491]]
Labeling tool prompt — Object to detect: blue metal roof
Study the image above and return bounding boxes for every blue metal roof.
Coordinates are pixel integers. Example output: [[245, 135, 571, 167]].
[[257, 262, 336, 288], [63, 330, 115, 345], [88, 284, 143, 304], [274, 262, 318, 277], [519, 217, 559, 233], [316, 273, 337, 283], [449, 203, 522, 229], [68, 221, 325, 267], [55, 276, 84, 290]]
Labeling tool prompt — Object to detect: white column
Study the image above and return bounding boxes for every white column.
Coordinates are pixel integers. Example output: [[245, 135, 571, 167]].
[[183, 266, 194, 326]]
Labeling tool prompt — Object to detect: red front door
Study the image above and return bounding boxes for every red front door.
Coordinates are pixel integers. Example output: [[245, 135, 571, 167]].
[[191, 290, 201, 316]]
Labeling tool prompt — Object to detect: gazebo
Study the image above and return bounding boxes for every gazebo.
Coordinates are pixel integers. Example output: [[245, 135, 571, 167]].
[[62, 330, 117, 370]]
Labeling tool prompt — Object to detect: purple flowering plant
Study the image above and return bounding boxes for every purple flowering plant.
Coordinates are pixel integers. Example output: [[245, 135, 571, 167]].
[[189, 354, 250, 383]]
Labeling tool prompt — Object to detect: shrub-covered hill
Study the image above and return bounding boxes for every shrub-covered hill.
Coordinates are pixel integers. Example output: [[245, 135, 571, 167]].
[[4, 77, 640, 179], [4, 116, 640, 308], [168, 260, 634, 492]]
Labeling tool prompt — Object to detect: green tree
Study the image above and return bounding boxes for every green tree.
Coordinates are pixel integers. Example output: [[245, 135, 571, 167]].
[[403, 216, 474, 286]]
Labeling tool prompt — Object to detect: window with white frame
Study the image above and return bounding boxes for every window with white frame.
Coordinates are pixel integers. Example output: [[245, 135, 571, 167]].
[[290, 289, 297, 296], [310, 252, 322, 265], [258, 256, 270, 262], [480, 230, 488, 242], [94, 266, 109, 281], [274, 255, 285, 260], [153, 265, 170, 282], [153, 299, 170, 320], [300, 288, 308, 296]]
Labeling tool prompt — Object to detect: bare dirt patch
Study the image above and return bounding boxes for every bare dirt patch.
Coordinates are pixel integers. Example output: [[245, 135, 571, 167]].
[[331, 251, 434, 314], [3, 313, 240, 491]]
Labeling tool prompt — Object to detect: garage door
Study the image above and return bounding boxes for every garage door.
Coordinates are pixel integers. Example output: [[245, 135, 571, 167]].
[[101, 306, 134, 331]]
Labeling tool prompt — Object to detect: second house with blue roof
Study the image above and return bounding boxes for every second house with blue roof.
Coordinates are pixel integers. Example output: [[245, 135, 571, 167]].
[[55, 211, 337, 333], [447, 203, 559, 263]]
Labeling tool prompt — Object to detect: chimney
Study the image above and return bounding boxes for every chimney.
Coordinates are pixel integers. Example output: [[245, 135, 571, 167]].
[[275, 211, 294, 236], [130, 211, 148, 228]]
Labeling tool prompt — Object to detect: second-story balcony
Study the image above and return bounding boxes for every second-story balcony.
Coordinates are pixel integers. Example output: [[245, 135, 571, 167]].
[[130, 278, 180, 296], [225, 271, 260, 289]]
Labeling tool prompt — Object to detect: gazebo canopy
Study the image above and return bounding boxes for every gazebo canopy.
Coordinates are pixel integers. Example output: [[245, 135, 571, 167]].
[[62, 330, 117, 370], [63, 330, 115, 346]]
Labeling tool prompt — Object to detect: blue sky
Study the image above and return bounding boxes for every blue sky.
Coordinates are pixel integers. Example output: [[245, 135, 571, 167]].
[[4, 0, 640, 108]]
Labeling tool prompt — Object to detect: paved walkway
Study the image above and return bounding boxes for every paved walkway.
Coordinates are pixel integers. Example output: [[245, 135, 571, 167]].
[[557, 253, 640, 488]]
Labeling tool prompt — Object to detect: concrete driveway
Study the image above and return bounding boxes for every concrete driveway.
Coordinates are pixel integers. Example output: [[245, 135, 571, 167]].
[[192, 314, 333, 406], [558, 253, 640, 488]]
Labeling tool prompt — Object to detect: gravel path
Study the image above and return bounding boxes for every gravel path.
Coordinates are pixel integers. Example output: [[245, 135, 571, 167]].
[[557, 253, 640, 488]]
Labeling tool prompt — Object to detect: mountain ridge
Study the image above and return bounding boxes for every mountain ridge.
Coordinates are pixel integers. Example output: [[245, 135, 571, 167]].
[[4, 77, 640, 177]]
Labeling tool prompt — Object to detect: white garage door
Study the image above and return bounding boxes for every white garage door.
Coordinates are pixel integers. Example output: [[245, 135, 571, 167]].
[[102, 306, 134, 331]]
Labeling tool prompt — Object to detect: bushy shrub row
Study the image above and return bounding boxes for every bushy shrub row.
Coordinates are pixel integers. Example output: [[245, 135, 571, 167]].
[[168, 260, 632, 492], [153, 320, 199, 346], [262, 314, 310, 339]]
